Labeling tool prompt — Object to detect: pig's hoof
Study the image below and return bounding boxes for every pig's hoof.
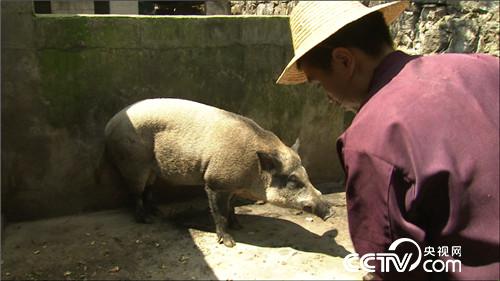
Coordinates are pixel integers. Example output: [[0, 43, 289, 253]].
[[217, 234, 236, 247]]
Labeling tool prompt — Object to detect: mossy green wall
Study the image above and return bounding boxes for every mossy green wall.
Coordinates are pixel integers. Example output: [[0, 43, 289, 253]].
[[2, 2, 346, 221]]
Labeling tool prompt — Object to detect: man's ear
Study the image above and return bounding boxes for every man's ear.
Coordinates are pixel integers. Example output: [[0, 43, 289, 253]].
[[257, 151, 281, 173], [331, 47, 355, 76]]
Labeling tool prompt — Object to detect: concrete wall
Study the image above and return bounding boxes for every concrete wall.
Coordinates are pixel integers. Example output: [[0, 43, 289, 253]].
[[1, 2, 346, 221], [51, 0, 94, 14], [110, 1, 139, 15]]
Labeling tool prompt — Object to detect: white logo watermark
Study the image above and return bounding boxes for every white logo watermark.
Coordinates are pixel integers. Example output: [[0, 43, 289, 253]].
[[343, 238, 462, 273]]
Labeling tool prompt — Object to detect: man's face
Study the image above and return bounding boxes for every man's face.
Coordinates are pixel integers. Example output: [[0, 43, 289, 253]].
[[301, 62, 344, 103], [300, 48, 361, 111]]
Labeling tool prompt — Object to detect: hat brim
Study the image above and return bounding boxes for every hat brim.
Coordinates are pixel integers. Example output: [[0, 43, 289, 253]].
[[276, 1, 409, 85]]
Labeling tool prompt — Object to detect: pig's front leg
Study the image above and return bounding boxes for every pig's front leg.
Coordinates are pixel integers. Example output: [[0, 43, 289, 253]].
[[205, 186, 236, 247]]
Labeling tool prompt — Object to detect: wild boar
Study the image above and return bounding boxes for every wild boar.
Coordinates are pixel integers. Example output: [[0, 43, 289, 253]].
[[103, 98, 333, 247]]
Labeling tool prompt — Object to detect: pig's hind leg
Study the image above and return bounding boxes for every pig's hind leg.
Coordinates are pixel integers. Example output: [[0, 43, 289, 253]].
[[205, 186, 236, 247], [108, 134, 157, 223], [142, 173, 161, 217], [228, 195, 243, 230], [122, 168, 156, 224]]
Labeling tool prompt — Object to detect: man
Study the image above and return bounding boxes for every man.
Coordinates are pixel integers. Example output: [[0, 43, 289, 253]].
[[277, 1, 499, 280]]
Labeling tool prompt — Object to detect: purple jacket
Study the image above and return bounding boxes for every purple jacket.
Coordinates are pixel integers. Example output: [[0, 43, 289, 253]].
[[337, 51, 499, 280]]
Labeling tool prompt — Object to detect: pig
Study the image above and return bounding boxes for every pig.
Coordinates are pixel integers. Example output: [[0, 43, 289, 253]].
[[103, 98, 334, 247]]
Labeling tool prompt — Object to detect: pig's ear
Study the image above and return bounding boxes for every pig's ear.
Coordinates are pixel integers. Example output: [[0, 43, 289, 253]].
[[291, 137, 300, 153], [257, 151, 281, 173]]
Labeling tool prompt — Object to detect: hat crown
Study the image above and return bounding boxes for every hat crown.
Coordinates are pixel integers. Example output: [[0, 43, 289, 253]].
[[290, 1, 369, 58], [276, 1, 408, 84]]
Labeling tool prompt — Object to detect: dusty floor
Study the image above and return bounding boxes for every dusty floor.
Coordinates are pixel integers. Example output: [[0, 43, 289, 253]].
[[1, 192, 364, 280]]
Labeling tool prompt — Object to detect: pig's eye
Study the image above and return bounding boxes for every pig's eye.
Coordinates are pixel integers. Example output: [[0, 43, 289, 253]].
[[271, 174, 289, 188], [287, 175, 304, 189]]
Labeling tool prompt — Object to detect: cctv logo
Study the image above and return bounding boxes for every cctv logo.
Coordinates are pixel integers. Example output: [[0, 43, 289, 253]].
[[343, 238, 462, 273], [343, 238, 421, 273]]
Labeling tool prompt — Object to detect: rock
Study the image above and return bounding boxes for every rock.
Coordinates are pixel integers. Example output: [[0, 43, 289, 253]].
[[447, 16, 479, 53], [206, 0, 231, 15], [231, 1, 297, 16], [230, 2, 242, 15], [109, 266, 120, 273], [178, 255, 190, 263], [274, 2, 288, 15], [255, 3, 265, 15], [263, 3, 275, 15]]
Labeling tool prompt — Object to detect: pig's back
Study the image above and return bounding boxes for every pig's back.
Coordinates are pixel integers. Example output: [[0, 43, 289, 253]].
[[120, 98, 271, 141], [123, 98, 222, 133], [105, 98, 280, 184]]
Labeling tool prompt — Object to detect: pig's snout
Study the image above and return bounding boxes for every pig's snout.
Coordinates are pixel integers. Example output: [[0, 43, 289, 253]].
[[317, 205, 335, 220], [303, 200, 335, 221], [303, 205, 313, 214]]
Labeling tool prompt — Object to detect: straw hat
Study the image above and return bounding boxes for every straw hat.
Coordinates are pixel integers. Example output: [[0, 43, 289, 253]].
[[276, 1, 409, 85]]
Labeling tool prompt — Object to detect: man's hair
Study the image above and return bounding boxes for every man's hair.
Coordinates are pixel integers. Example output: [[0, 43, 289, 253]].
[[297, 11, 393, 71]]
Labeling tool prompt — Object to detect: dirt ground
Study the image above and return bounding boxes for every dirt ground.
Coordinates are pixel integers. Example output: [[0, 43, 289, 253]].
[[1, 192, 364, 280]]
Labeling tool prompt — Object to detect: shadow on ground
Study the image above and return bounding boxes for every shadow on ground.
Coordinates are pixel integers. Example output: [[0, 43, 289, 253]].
[[173, 211, 351, 258]]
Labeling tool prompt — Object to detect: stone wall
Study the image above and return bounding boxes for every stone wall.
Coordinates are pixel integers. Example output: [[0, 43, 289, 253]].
[[231, 1, 297, 15], [1, 2, 345, 221], [206, 0, 231, 15], [230, 0, 499, 56], [391, 1, 499, 55]]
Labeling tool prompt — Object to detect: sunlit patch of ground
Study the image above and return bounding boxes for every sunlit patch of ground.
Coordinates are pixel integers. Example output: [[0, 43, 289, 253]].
[[1, 193, 363, 280]]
